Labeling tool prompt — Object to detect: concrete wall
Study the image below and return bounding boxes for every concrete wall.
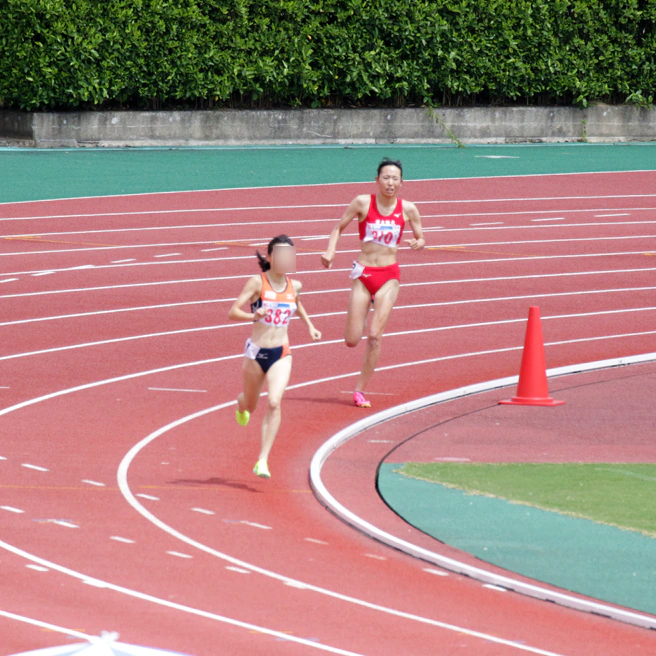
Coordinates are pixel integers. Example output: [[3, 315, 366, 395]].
[[1, 105, 655, 147]]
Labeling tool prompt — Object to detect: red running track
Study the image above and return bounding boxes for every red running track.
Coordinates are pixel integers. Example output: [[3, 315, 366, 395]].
[[0, 171, 655, 655]]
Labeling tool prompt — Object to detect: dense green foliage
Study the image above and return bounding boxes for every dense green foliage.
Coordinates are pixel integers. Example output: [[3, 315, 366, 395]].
[[1, 0, 654, 110]]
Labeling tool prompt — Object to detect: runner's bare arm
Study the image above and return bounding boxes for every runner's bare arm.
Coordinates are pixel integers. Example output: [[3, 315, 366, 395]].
[[228, 275, 266, 322], [321, 195, 369, 269], [293, 280, 321, 341], [403, 201, 426, 250]]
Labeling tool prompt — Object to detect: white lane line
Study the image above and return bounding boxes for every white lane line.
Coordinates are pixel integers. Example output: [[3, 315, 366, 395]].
[[424, 569, 450, 577], [167, 551, 193, 559], [81, 479, 106, 487], [31, 271, 54, 277], [304, 538, 329, 545], [531, 217, 565, 222], [595, 213, 631, 217], [483, 584, 509, 592], [51, 520, 78, 528], [154, 253, 181, 258], [148, 387, 208, 393], [116, 364, 571, 655], [201, 247, 228, 252], [135, 493, 159, 501], [1, 506, 24, 514], [26, 564, 49, 572], [3, 191, 656, 222], [0, 278, 18, 283], [226, 566, 251, 574], [1, 300, 655, 364], [0, 609, 92, 641], [364, 554, 387, 561], [470, 222, 504, 226], [241, 521, 272, 530], [2, 216, 655, 243], [191, 508, 215, 515], [110, 536, 135, 544], [21, 463, 48, 472], [112, 258, 136, 263], [0, 454, 6, 458]]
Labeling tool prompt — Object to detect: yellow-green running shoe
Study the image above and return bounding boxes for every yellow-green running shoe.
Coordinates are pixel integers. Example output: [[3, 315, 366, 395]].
[[253, 459, 271, 479], [235, 408, 250, 426]]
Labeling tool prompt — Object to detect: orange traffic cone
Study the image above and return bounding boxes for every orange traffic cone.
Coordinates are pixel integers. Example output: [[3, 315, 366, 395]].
[[499, 306, 565, 407]]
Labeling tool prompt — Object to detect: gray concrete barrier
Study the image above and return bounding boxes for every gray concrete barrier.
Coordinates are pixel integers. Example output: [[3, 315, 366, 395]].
[[1, 105, 655, 147]]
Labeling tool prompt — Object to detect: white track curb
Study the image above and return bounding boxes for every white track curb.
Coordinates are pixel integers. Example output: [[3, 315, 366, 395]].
[[309, 352, 656, 630]]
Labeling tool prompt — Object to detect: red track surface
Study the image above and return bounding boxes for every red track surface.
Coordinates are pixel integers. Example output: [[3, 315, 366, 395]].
[[0, 171, 655, 655]]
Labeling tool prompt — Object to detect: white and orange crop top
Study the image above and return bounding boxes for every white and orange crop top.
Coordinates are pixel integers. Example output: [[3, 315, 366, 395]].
[[358, 195, 405, 247], [250, 274, 297, 328]]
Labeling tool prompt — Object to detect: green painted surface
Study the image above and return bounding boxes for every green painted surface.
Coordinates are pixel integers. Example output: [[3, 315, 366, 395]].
[[1, 142, 655, 204], [378, 463, 656, 614], [399, 462, 656, 537]]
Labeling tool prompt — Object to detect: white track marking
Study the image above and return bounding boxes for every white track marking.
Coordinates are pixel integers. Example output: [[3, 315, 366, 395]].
[[51, 520, 78, 528], [167, 551, 193, 559], [201, 247, 228, 252], [424, 569, 449, 577], [148, 387, 208, 393], [154, 253, 181, 258], [226, 566, 251, 574], [305, 538, 329, 545], [595, 213, 631, 217], [1, 506, 24, 514], [81, 479, 105, 487], [112, 258, 136, 263], [2, 215, 656, 243], [241, 521, 272, 530], [110, 536, 135, 544], [309, 353, 656, 631], [531, 217, 565, 222], [191, 508, 215, 515], [364, 554, 387, 560], [1, 302, 655, 363], [0, 609, 92, 640], [31, 271, 54, 277], [470, 222, 504, 226], [2, 191, 656, 221], [483, 585, 509, 592], [26, 564, 49, 572], [135, 493, 159, 501], [0, 454, 6, 458], [0, 278, 18, 283], [21, 463, 48, 472]]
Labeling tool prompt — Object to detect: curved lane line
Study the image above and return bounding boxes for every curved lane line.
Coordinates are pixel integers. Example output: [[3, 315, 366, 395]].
[[0, 351, 565, 655], [309, 353, 656, 631]]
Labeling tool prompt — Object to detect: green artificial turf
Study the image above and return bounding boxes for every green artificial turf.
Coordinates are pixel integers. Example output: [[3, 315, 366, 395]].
[[398, 463, 656, 537]]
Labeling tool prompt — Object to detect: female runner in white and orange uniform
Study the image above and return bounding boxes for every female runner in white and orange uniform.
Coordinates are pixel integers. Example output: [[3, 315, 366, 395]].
[[229, 235, 321, 478], [321, 158, 424, 408]]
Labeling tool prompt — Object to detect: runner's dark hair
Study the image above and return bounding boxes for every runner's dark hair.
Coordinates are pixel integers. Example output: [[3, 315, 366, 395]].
[[256, 234, 295, 272], [377, 157, 403, 177]]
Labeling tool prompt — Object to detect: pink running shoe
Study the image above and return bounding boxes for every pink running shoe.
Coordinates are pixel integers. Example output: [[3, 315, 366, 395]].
[[353, 391, 371, 408]]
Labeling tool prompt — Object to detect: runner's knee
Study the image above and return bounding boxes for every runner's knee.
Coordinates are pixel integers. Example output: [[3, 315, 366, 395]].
[[367, 332, 382, 350]]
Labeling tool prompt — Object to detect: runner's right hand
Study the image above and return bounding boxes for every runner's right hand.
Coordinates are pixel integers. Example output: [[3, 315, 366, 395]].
[[253, 308, 267, 321], [321, 251, 334, 269]]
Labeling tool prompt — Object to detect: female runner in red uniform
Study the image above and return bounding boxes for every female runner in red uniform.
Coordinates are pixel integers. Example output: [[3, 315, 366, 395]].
[[321, 158, 424, 407], [229, 235, 321, 478]]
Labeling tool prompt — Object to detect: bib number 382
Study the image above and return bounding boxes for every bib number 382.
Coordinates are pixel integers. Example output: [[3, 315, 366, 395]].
[[265, 307, 291, 326]]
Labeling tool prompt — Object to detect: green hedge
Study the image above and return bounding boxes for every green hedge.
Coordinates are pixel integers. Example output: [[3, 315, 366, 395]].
[[0, 0, 655, 111]]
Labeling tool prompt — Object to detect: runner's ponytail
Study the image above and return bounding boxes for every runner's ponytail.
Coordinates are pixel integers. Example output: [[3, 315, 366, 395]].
[[255, 234, 294, 272]]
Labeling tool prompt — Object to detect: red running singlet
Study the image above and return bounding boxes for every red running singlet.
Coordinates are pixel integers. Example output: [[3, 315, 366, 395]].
[[358, 195, 405, 248]]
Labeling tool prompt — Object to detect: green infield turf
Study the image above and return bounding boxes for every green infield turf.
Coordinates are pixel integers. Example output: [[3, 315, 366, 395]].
[[397, 463, 656, 537]]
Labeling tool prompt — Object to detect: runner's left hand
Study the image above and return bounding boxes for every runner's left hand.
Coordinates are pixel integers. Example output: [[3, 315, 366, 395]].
[[309, 327, 322, 341], [405, 238, 425, 250]]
